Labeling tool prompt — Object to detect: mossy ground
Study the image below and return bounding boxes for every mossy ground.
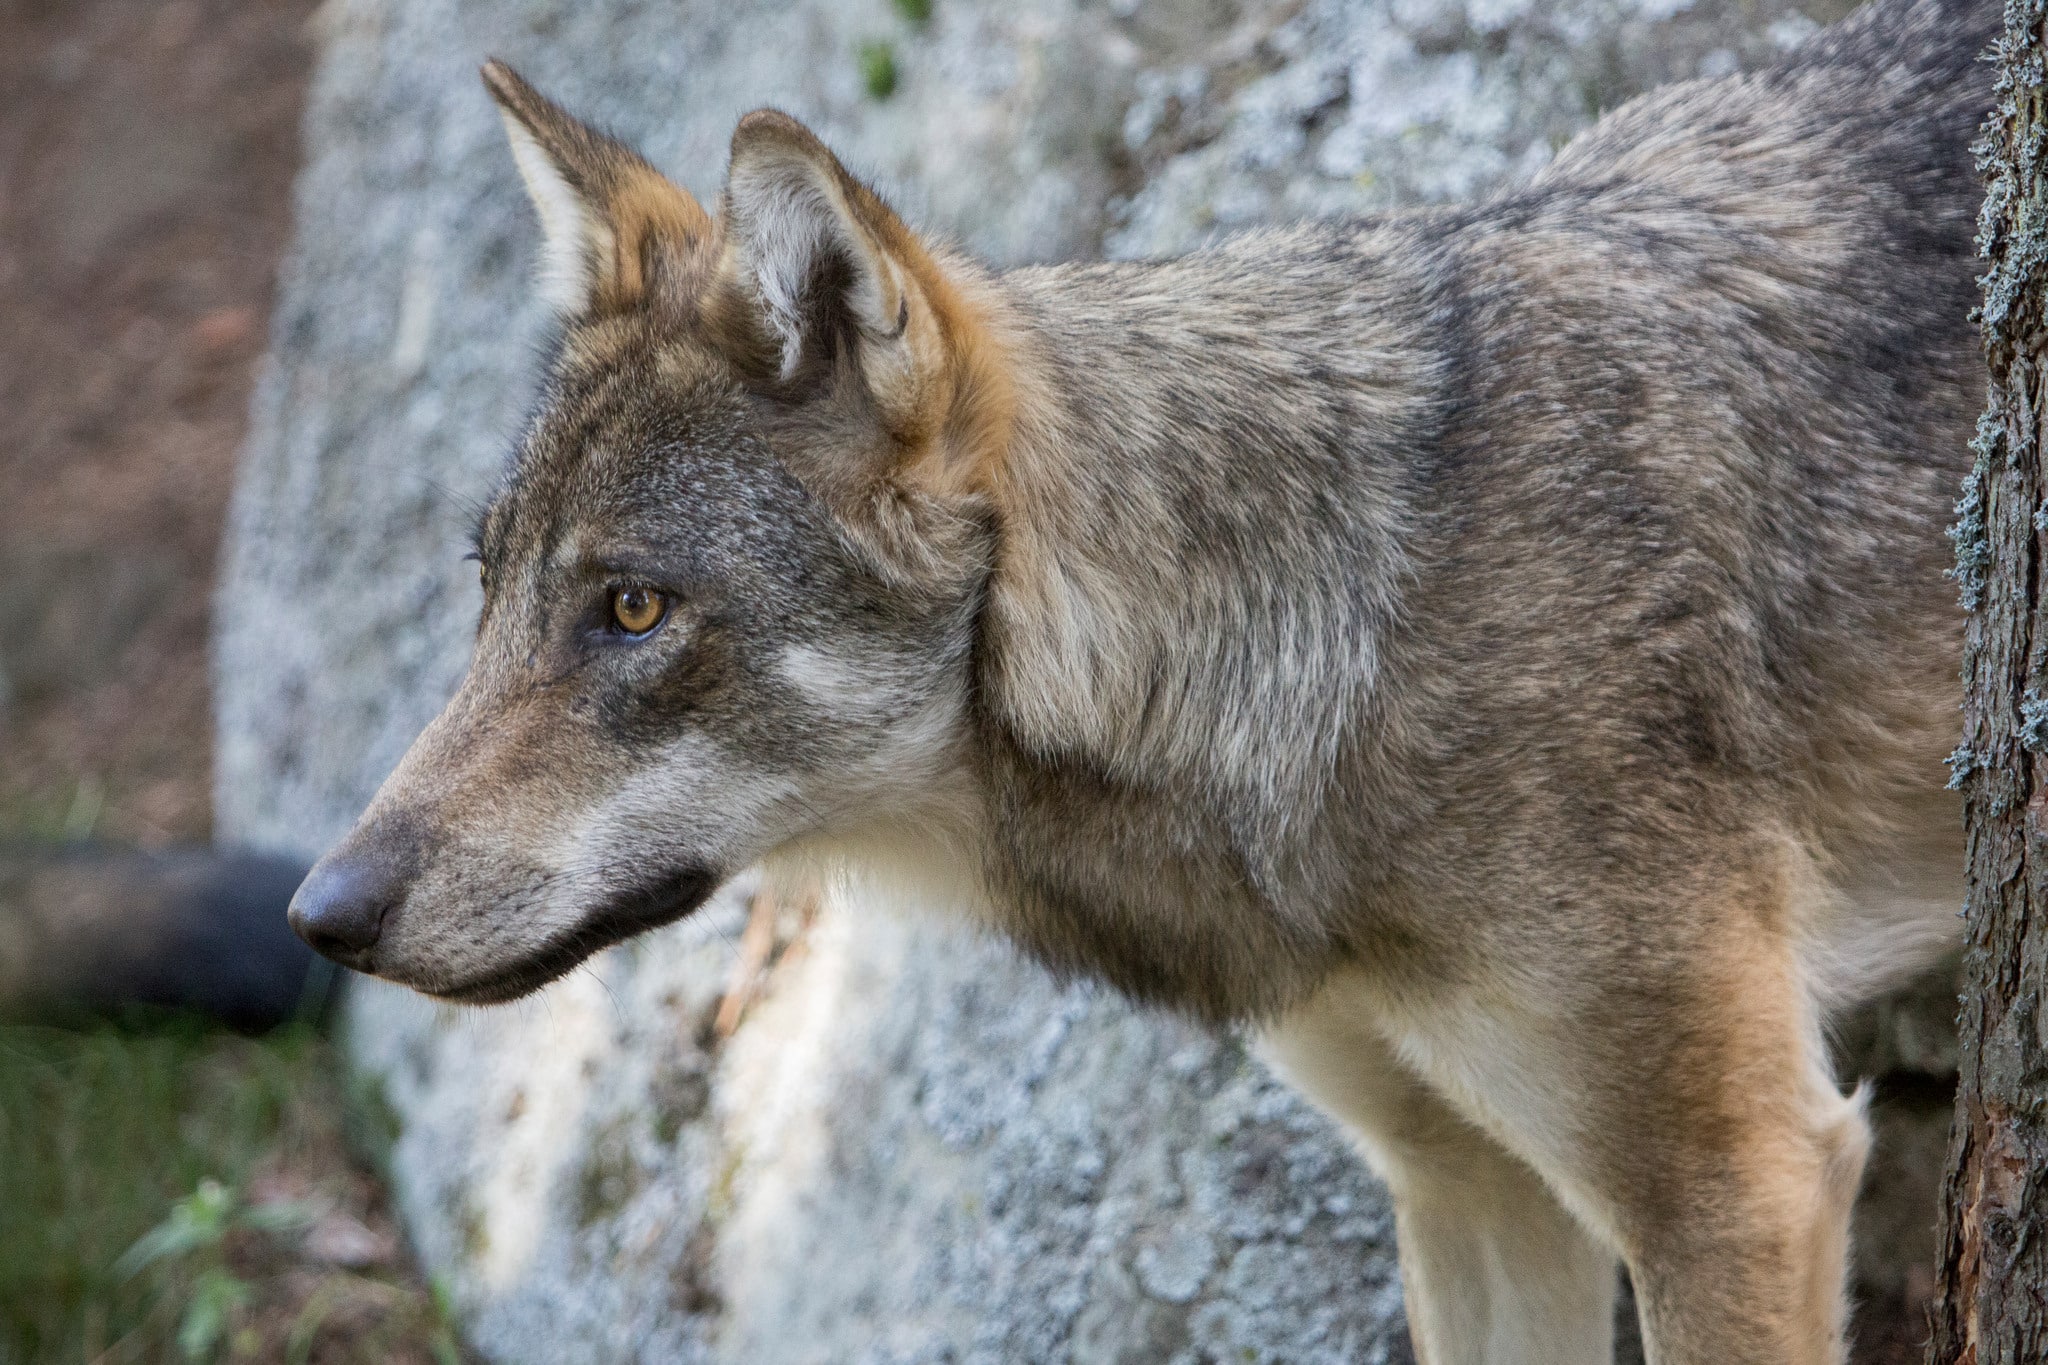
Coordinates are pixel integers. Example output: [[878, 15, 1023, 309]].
[[0, 1019, 459, 1365]]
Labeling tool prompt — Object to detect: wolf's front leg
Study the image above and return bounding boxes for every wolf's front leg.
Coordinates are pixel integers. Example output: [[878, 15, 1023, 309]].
[[1352, 875, 1871, 1364], [1577, 938, 1870, 1365], [1258, 998, 1618, 1365]]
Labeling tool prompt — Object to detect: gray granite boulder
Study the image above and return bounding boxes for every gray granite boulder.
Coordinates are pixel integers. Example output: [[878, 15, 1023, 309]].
[[215, 0, 1943, 1359]]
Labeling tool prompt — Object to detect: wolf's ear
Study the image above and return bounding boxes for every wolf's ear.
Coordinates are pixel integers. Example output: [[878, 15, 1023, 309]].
[[720, 111, 975, 446], [482, 60, 712, 317]]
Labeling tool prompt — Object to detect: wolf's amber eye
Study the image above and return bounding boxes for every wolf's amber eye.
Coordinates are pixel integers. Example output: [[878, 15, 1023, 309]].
[[610, 585, 667, 636]]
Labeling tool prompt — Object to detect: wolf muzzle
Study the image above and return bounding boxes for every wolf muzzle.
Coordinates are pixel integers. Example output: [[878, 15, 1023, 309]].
[[288, 809, 722, 1002]]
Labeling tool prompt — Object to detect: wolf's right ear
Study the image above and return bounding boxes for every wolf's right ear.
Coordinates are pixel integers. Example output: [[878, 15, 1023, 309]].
[[481, 61, 712, 317], [717, 109, 1018, 480]]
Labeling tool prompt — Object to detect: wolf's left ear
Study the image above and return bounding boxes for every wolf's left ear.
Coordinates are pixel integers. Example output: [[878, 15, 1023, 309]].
[[720, 111, 984, 451], [482, 60, 712, 317]]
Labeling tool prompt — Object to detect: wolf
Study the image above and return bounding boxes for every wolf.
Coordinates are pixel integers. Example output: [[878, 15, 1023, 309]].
[[287, 0, 1994, 1357]]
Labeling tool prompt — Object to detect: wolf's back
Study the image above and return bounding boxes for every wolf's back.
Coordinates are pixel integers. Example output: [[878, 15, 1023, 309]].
[[1542, 0, 1994, 233], [1805, 0, 1998, 92]]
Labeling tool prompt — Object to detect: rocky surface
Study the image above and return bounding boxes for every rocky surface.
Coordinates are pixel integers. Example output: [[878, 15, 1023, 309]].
[[343, 891, 1410, 1364], [215, 0, 1948, 1360]]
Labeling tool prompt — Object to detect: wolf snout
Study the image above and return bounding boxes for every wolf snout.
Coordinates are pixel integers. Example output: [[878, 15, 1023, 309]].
[[288, 842, 410, 970]]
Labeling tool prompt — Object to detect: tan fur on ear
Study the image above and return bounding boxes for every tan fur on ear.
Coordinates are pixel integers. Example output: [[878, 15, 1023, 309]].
[[719, 110, 1016, 496], [481, 60, 713, 317]]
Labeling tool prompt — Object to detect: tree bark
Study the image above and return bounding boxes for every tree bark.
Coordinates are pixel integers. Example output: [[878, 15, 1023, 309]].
[[1927, 8, 2048, 1360]]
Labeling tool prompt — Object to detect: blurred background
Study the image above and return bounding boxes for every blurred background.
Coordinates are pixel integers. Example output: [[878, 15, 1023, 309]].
[[0, 0, 1963, 1361], [0, 1, 460, 1360]]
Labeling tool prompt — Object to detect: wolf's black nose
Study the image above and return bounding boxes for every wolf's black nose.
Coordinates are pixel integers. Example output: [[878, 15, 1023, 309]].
[[288, 853, 400, 969]]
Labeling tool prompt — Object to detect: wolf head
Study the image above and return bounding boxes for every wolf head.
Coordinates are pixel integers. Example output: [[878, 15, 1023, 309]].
[[288, 65, 1012, 1003]]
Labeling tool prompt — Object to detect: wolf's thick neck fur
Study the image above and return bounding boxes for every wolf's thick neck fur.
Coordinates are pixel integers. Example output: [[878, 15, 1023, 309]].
[[934, 232, 1441, 1021]]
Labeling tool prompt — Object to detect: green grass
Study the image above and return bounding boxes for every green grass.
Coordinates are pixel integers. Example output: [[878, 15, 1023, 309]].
[[0, 1020, 437, 1364]]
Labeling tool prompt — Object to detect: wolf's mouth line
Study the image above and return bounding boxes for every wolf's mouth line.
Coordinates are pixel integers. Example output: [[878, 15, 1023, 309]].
[[411, 865, 721, 1005]]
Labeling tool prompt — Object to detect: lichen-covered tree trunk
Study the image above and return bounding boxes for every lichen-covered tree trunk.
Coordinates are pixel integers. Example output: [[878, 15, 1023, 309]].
[[1928, 6, 2048, 1358]]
